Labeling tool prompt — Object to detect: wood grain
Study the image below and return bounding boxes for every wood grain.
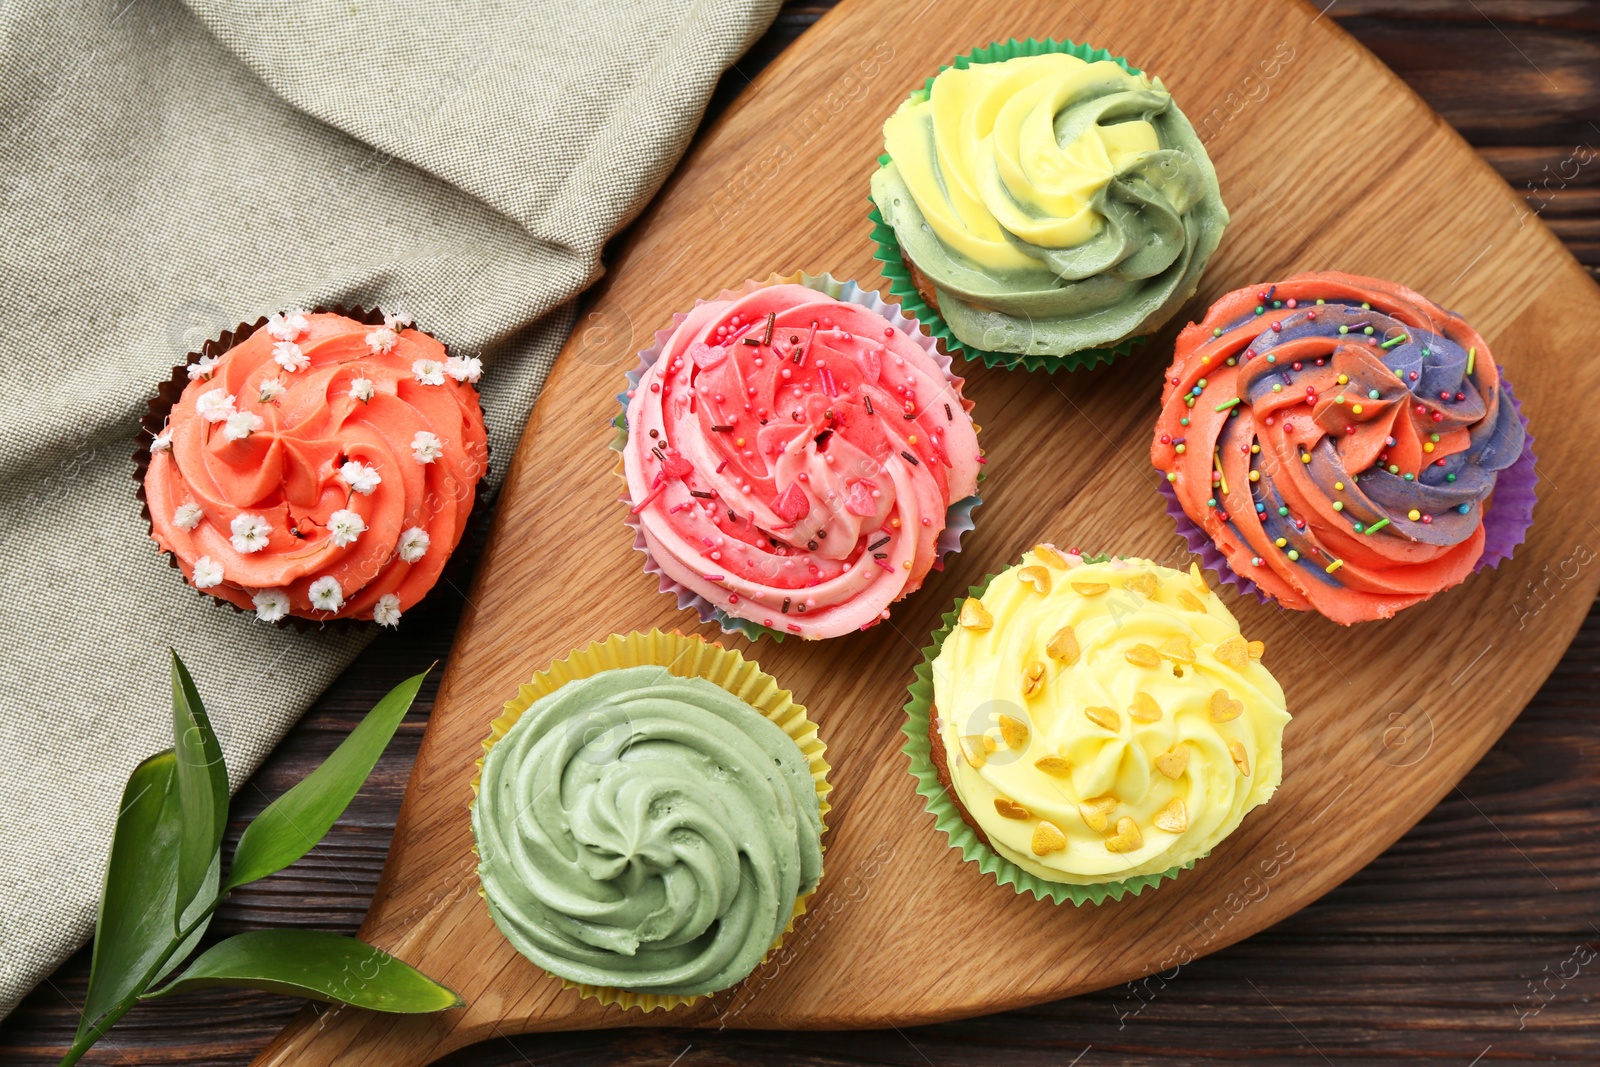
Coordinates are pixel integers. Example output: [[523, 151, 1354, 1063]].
[[237, 0, 1600, 1058], [4, 1, 1599, 1064]]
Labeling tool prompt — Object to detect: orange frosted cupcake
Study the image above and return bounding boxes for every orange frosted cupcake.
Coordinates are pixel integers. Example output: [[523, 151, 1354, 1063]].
[[138, 308, 488, 626]]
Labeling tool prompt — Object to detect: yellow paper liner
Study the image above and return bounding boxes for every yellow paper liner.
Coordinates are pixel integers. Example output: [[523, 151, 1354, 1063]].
[[470, 629, 831, 1012]]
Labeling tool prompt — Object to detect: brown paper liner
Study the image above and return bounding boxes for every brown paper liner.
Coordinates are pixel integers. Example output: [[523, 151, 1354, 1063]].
[[133, 306, 491, 631]]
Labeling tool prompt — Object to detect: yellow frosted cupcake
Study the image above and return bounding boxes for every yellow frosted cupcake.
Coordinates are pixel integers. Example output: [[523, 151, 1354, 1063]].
[[905, 548, 1289, 901]]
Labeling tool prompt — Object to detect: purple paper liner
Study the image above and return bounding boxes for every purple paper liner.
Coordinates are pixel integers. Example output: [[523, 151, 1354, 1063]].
[[1157, 373, 1536, 605], [611, 272, 984, 642]]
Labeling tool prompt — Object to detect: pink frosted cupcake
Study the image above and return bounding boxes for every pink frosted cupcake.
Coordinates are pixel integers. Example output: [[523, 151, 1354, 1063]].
[[619, 274, 983, 640]]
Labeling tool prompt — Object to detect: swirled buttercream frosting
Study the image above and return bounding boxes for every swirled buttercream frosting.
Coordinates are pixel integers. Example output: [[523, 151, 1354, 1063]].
[[870, 48, 1228, 358], [931, 550, 1288, 884], [623, 282, 981, 639], [472, 666, 824, 997], [143, 310, 488, 625], [1151, 273, 1528, 625]]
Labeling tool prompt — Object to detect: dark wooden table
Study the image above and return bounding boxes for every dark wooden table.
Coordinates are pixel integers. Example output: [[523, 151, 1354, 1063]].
[[5, 2, 1598, 1063]]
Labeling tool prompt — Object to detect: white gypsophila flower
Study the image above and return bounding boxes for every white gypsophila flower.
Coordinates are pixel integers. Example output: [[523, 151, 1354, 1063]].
[[382, 310, 413, 331], [195, 388, 236, 423], [273, 341, 310, 372], [222, 410, 264, 442], [308, 575, 343, 612], [366, 326, 398, 354], [411, 431, 442, 464], [373, 593, 402, 628], [186, 355, 219, 382], [266, 309, 309, 341], [338, 461, 381, 495], [326, 508, 366, 547], [397, 526, 430, 563], [151, 431, 173, 454], [444, 355, 482, 384], [253, 588, 290, 622], [230, 512, 272, 553], [411, 359, 445, 386], [173, 502, 203, 530], [348, 377, 375, 402], [258, 377, 286, 403], [192, 556, 223, 589]]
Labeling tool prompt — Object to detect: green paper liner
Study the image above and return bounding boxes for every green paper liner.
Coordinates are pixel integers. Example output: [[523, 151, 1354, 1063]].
[[901, 563, 1196, 904], [868, 36, 1160, 373]]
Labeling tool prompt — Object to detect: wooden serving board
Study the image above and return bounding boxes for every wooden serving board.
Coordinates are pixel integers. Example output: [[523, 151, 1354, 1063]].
[[255, 0, 1600, 1061]]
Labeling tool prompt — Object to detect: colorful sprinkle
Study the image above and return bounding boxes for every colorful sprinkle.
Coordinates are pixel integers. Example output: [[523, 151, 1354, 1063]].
[[1364, 517, 1391, 536]]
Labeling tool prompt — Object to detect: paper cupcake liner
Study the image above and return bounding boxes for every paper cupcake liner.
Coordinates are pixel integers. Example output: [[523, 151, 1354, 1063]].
[[901, 568, 1193, 905], [612, 271, 984, 642], [470, 630, 831, 1013], [1157, 374, 1536, 603], [867, 37, 1153, 374], [133, 305, 491, 631]]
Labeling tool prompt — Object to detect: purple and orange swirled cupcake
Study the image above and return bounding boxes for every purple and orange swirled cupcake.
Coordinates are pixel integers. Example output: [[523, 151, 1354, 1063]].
[[1151, 272, 1535, 625]]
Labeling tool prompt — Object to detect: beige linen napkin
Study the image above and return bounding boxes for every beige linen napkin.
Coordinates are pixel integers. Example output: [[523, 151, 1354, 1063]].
[[0, 0, 777, 1019]]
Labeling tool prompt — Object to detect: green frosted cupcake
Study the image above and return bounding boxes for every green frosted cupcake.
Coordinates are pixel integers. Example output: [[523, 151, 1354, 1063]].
[[472, 631, 828, 1010], [869, 38, 1230, 372]]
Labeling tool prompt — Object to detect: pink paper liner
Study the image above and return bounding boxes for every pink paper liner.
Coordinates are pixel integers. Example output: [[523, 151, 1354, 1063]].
[[612, 273, 983, 642], [1158, 374, 1536, 605]]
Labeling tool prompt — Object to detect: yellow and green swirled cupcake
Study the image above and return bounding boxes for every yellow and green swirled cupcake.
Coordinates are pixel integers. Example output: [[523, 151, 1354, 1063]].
[[869, 39, 1230, 372], [905, 547, 1288, 902]]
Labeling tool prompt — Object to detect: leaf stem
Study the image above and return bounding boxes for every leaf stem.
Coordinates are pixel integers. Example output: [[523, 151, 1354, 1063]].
[[59, 895, 225, 1066]]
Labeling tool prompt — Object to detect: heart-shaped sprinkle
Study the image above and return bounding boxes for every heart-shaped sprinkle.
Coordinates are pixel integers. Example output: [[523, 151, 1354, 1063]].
[[1158, 634, 1196, 664], [1177, 590, 1208, 613], [1084, 705, 1120, 732], [1105, 816, 1144, 853], [1046, 625, 1080, 664], [1033, 543, 1068, 568], [994, 797, 1032, 820], [1248, 639, 1266, 660], [1078, 795, 1118, 832], [1021, 661, 1046, 698], [998, 713, 1030, 749], [770, 483, 810, 523], [959, 735, 991, 768], [1154, 798, 1188, 833], [1209, 688, 1244, 722], [1123, 572, 1158, 598], [1214, 635, 1249, 669], [1033, 755, 1072, 778], [1154, 746, 1190, 779], [959, 597, 992, 631], [1128, 692, 1162, 722], [1031, 820, 1068, 856], [1229, 740, 1251, 775], [1189, 562, 1210, 593], [1071, 581, 1110, 596], [1017, 565, 1052, 594], [1124, 643, 1161, 669]]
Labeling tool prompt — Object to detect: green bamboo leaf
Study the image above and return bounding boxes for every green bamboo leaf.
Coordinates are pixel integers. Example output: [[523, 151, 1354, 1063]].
[[77, 752, 219, 1041], [224, 669, 428, 891], [143, 930, 463, 1013], [170, 651, 228, 919]]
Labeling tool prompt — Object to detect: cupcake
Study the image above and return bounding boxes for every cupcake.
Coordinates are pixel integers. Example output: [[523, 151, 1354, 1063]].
[[1151, 272, 1536, 625], [138, 308, 488, 626], [869, 38, 1229, 372], [471, 631, 828, 1009], [619, 273, 982, 641], [906, 548, 1289, 902]]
